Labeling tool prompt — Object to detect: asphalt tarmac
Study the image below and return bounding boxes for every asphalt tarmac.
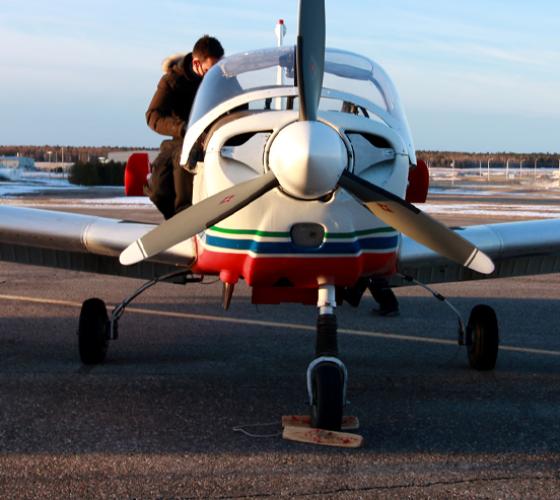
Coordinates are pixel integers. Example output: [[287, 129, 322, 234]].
[[1, 187, 560, 498]]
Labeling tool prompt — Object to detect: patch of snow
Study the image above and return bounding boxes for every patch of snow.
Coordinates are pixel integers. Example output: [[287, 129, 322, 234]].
[[419, 202, 560, 219]]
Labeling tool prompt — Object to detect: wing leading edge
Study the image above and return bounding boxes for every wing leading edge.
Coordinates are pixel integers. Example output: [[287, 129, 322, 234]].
[[0, 206, 195, 280], [0, 206, 559, 286], [395, 218, 560, 286]]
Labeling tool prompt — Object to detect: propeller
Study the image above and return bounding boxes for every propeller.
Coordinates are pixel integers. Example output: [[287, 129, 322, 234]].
[[339, 171, 495, 274], [296, 0, 325, 121], [119, 171, 278, 265]]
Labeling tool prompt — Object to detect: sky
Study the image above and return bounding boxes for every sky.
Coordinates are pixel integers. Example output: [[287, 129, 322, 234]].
[[1, 0, 559, 152]]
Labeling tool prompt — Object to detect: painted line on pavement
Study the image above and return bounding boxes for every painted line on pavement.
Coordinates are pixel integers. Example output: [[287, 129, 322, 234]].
[[1, 293, 559, 357]]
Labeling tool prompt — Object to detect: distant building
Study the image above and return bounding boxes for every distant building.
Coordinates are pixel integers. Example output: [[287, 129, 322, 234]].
[[107, 150, 159, 163], [0, 156, 35, 170]]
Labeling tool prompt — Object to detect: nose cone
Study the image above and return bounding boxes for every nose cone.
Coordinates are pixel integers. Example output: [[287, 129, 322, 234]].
[[268, 121, 348, 199]]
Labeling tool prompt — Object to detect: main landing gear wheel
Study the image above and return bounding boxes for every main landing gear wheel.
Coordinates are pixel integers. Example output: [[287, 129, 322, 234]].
[[466, 304, 499, 371], [310, 361, 345, 431], [78, 298, 109, 365]]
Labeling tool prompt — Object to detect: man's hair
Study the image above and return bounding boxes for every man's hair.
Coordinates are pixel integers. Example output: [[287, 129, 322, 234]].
[[192, 35, 224, 60]]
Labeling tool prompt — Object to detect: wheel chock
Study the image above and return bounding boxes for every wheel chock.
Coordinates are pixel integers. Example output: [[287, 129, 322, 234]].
[[281, 414, 359, 430], [282, 426, 363, 448]]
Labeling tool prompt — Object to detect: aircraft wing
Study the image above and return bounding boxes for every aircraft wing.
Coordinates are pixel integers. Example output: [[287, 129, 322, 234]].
[[1, 206, 559, 287], [0, 206, 195, 280], [395, 218, 560, 286]]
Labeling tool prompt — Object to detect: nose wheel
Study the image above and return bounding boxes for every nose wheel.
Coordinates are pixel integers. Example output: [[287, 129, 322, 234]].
[[308, 356, 347, 430], [306, 285, 347, 431]]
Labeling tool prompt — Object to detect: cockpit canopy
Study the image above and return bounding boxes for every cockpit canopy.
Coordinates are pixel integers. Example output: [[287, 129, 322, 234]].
[[184, 46, 416, 164]]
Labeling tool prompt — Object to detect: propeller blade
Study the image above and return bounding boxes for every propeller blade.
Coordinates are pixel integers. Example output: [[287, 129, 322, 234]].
[[120, 171, 279, 266], [339, 171, 495, 274], [296, 0, 325, 121]]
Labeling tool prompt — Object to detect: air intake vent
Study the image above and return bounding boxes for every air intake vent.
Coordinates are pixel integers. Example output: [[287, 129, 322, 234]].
[[347, 132, 392, 149], [220, 132, 272, 173], [346, 132, 396, 175]]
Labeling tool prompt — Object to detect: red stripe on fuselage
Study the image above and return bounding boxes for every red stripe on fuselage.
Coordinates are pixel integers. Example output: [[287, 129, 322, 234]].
[[193, 248, 397, 286]]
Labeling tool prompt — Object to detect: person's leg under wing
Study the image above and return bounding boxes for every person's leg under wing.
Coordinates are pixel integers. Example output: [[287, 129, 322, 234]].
[[369, 278, 399, 316], [149, 139, 178, 220], [343, 277, 370, 307], [172, 141, 194, 215]]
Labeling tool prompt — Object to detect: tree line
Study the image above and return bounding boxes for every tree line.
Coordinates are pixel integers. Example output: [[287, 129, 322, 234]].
[[68, 160, 125, 186], [2, 145, 558, 169], [419, 151, 560, 168], [2, 145, 560, 186], [0, 145, 149, 163]]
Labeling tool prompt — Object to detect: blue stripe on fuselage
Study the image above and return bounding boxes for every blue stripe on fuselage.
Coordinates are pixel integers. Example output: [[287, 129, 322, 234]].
[[204, 234, 399, 255]]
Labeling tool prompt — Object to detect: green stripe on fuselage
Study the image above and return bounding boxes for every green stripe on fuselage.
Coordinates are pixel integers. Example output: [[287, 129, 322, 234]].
[[327, 227, 396, 239], [209, 226, 396, 238], [209, 226, 288, 238]]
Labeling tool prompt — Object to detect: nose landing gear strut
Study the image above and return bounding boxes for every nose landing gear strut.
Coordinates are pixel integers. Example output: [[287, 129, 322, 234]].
[[306, 284, 347, 431]]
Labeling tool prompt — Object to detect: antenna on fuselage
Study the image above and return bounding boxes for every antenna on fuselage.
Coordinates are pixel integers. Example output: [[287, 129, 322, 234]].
[[274, 19, 287, 110]]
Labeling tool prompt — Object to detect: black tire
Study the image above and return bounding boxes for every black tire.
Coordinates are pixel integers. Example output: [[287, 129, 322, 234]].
[[78, 298, 109, 365], [310, 362, 344, 431], [466, 304, 499, 371]]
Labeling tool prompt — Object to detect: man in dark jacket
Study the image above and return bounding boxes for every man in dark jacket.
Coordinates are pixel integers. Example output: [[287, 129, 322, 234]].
[[146, 35, 224, 219]]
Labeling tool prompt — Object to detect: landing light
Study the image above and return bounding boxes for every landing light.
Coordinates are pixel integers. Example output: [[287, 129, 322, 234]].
[[291, 223, 325, 248]]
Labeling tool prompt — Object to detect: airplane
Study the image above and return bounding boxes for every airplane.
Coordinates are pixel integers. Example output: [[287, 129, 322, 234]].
[[2, 0, 560, 434]]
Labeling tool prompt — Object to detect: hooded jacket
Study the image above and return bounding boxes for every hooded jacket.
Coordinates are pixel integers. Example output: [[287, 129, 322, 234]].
[[146, 53, 202, 139]]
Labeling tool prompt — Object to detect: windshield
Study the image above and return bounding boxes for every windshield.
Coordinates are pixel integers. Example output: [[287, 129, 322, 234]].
[[188, 46, 415, 159]]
